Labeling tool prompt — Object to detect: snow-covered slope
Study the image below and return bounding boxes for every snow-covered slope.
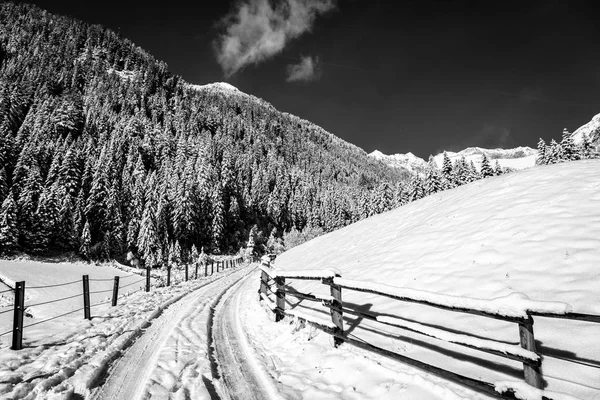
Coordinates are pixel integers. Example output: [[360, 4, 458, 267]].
[[572, 112, 600, 147], [275, 160, 600, 398], [370, 146, 537, 174]]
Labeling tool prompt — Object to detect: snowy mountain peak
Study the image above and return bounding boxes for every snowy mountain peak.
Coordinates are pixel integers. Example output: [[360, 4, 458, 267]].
[[572, 113, 600, 145], [368, 150, 429, 173], [370, 146, 538, 175], [189, 82, 241, 93]]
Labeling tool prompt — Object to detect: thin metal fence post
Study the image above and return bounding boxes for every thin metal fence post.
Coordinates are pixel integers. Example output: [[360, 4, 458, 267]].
[[146, 265, 151, 292], [112, 276, 120, 306], [82, 275, 91, 320], [11, 281, 25, 350]]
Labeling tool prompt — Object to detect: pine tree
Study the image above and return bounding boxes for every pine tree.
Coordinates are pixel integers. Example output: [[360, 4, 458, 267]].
[[536, 138, 547, 165], [480, 154, 494, 178], [493, 160, 503, 176], [373, 182, 393, 214], [560, 128, 578, 161], [441, 152, 453, 181], [137, 197, 161, 267], [191, 244, 199, 265], [80, 219, 92, 259], [0, 167, 8, 203], [245, 224, 257, 261], [0, 193, 19, 252], [548, 139, 562, 164]]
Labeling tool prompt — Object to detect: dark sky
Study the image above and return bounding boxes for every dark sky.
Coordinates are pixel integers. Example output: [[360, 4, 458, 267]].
[[25, 0, 600, 158]]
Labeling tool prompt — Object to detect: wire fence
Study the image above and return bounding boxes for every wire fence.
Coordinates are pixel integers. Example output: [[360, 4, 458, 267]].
[[27, 280, 81, 289], [26, 293, 81, 308], [1, 255, 246, 350]]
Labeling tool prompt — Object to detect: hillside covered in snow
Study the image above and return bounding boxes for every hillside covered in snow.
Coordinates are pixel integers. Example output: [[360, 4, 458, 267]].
[[274, 160, 600, 399]]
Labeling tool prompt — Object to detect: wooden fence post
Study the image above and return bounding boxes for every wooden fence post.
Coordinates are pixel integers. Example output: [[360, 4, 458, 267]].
[[323, 274, 344, 347], [204, 261, 208, 277], [82, 275, 91, 320], [274, 276, 286, 322], [11, 281, 25, 350], [112, 276, 120, 306], [185, 264, 189, 282], [145, 265, 151, 292], [518, 316, 543, 388], [167, 264, 171, 287], [211, 259, 214, 275], [259, 270, 269, 300], [195, 262, 199, 280]]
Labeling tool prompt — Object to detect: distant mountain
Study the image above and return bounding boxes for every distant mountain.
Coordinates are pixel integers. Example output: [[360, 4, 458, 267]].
[[370, 146, 537, 174], [572, 113, 600, 149], [368, 150, 428, 174]]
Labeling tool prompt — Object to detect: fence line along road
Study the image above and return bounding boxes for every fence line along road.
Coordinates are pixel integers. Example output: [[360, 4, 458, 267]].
[[257, 257, 600, 400]]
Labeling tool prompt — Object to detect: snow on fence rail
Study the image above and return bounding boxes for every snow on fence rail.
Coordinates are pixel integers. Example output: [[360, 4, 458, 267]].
[[1, 255, 244, 351], [257, 258, 600, 400]]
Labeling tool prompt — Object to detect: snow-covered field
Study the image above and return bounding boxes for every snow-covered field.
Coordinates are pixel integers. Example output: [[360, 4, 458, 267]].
[[0, 258, 245, 399], [268, 160, 600, 399], [0, 260, 151, 346]]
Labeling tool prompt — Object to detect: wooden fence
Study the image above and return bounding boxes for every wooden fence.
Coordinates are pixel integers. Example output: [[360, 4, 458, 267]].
[[1, 255, 244, 350], [257, 258, 600, 399]]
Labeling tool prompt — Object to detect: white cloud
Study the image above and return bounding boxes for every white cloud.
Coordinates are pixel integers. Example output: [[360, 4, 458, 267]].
[[286, 55, 321, 82], [214, 0, 336, 76]]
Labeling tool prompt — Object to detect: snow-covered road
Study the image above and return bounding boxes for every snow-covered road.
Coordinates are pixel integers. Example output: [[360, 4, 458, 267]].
[[213, 272, 285, 400], [91, 265, 256, 400]]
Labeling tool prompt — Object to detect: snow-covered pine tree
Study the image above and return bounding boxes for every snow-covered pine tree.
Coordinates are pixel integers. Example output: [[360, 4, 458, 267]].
[[480, 154, 494, 178], [408, 176, 425, 202], [468, 161, 480, 182], [0, 167, 7, 203], [580, 135, 594, 159], [547, 139, 562, 164], [373, 182, 393, 214], [80, 219, 92, 259], [191, 244, 199, 265], [424, 166, 444, 195], [245, 225, 257, 261], [560, 128, 578, 161], [137, 197, 161, 267], [0, 193, 19, 252], [442, 151, 453, 182], [493, 160, 503, 176], [536, 138, 547, 165]]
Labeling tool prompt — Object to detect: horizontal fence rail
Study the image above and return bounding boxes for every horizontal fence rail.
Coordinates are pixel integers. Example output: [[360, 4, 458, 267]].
[[257, 259, 600, 400], [2, 255, 245, 350]]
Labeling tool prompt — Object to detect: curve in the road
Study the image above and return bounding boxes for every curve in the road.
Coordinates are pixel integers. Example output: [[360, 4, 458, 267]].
[[90, 266, 254, 400]]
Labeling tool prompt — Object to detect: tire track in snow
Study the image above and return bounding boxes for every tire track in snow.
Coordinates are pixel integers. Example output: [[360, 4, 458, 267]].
[[91, 266, 254, 400], [213, 273, 285, 400]]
